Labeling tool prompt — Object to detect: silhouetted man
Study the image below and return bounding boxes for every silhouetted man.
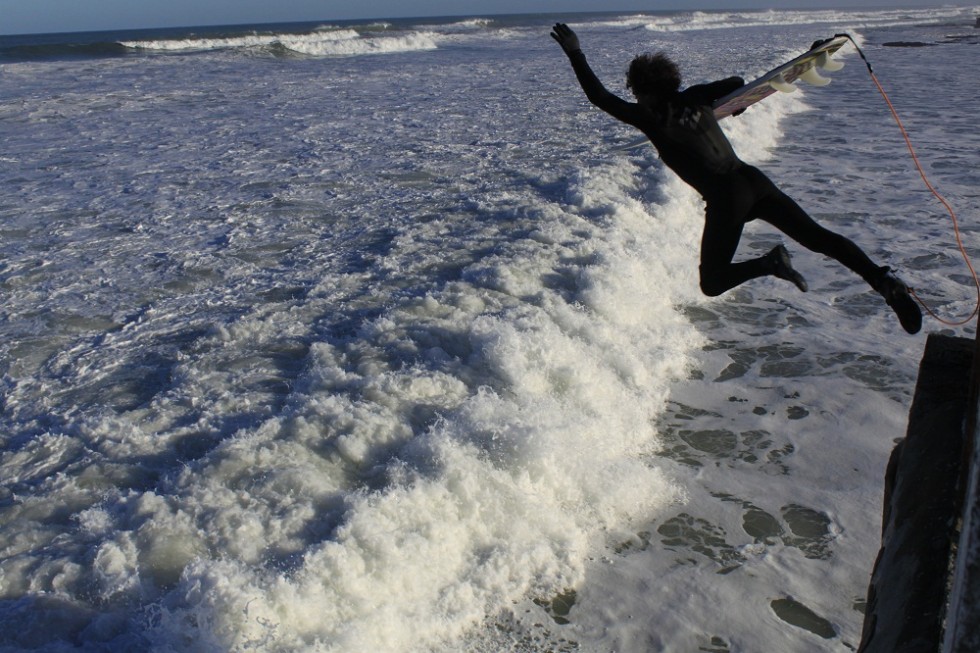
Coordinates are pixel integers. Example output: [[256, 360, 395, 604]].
[[551, 23, 921, 334]]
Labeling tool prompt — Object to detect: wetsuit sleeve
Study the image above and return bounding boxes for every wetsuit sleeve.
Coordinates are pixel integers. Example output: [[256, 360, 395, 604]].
[[564, 50, 646, 127], [684, 76, 745, 105]]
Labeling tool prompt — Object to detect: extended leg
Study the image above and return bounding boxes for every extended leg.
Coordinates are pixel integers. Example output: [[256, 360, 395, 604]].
[[754, 185, 921, 333], [753, 190, 881, 284]]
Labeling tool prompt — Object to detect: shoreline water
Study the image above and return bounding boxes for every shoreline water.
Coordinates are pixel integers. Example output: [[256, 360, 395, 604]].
[[1, 6, 978, 651]]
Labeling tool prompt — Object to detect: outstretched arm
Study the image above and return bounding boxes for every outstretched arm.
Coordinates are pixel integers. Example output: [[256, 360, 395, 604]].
[[550, 23, 641, 126]]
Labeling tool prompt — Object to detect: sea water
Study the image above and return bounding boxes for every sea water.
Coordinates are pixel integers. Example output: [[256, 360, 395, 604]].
[[0, 7, 978, 652]]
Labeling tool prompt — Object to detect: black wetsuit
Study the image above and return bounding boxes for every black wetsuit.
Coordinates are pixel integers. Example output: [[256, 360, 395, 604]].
[[565, 50, 881, 296]]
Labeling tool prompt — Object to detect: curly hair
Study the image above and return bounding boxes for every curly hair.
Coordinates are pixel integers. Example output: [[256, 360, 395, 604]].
[[626, 52, 682, 99]]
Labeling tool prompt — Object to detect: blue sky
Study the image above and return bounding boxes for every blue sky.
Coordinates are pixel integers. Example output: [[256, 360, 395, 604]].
[[2, 0, 969, 35]]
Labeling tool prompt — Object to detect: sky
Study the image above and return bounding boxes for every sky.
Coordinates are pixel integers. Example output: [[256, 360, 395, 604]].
[[1, 0, 971, 35]]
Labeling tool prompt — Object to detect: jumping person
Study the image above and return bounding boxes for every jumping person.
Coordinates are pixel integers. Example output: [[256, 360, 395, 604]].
[[550, 23, 922, 334]]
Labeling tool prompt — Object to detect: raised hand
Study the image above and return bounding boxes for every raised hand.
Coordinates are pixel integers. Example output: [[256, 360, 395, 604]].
[[550, 23, 581, 54]]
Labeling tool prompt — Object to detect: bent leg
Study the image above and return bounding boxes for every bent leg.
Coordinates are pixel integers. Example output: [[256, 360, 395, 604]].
[[699, 202, 776, 296]]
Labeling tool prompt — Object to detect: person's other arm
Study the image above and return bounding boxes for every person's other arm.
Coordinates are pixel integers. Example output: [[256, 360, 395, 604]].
[[684, 77, 745, 105]]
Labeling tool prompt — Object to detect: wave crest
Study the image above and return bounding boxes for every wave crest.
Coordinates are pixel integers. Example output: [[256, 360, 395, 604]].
[[284, 31, 439, 56], [123, 29, 439, 57]]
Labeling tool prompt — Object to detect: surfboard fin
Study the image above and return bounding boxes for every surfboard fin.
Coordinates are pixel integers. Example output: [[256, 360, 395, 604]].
[[769, 75, 797, 93], [817, 51, 845, 72], [800, 67, 832, 86]]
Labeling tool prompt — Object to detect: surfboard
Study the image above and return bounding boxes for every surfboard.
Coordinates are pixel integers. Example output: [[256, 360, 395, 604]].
[[712, 36, 850, 119]]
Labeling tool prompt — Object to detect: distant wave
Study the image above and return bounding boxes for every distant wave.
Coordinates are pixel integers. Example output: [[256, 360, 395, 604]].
[[285, 31, 439, 56], [580, 6, 975, 32], [122, 29, 358, 52], [122, 28, 439, 56], [638, 7, 973, 32], [449, 18, 495, 29], [0, 23, 452, 62]]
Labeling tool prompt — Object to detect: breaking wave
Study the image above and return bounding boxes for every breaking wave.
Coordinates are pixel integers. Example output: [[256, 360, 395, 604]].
[[122, 28, 439, 57]]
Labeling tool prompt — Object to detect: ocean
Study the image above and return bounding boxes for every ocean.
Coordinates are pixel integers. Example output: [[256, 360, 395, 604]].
[[1, 6, 978, 652]]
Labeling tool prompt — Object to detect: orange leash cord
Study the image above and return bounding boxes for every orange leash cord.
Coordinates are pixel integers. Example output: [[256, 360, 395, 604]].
[[838, 33, 980, 327]]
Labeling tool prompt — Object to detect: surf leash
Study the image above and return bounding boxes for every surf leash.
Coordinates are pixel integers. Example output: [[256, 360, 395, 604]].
[[834, 33, 980, 327]]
